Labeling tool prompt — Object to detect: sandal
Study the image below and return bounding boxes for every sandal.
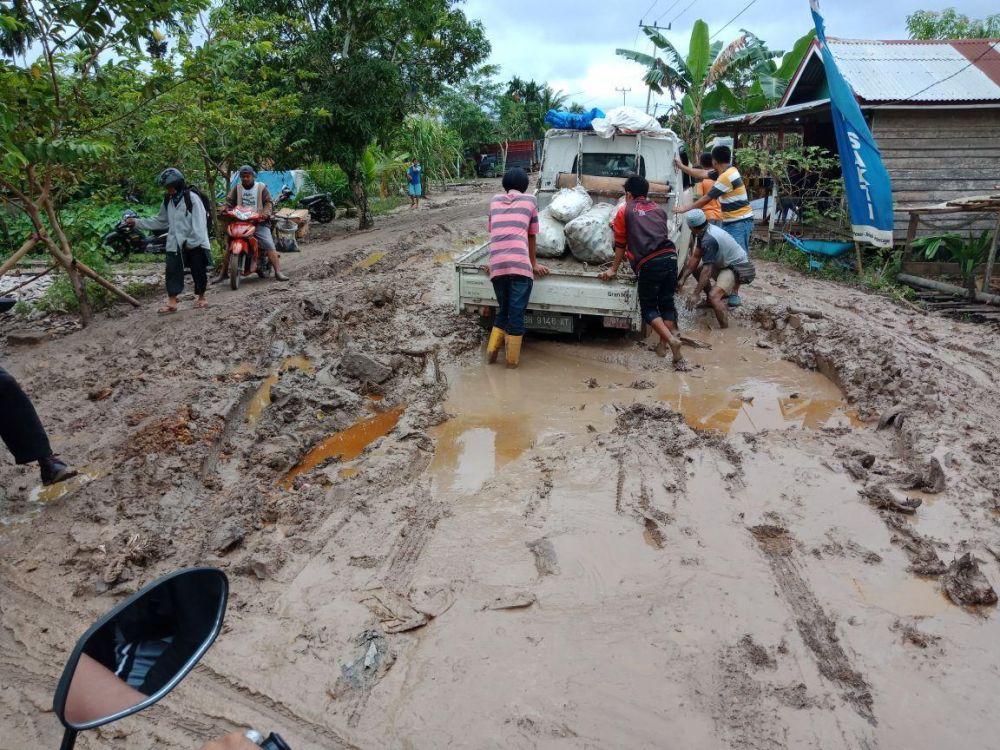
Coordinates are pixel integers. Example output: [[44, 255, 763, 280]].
[[158, 305, 178, 315]]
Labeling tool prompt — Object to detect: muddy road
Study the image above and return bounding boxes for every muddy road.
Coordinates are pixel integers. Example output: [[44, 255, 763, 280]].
[[3, 184, 1000, 749]]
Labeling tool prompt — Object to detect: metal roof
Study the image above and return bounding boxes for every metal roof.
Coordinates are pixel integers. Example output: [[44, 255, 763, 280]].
[[707, 98, 832, 127], [823, 38, 1000, 103]]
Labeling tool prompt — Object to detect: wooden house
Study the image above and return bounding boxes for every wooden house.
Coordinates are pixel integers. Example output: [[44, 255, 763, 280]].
[[708, 38, 1000, 241]]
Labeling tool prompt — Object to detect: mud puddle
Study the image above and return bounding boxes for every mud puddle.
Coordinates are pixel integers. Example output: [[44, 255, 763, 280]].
[[281, 405, 404, 488], [246, 355, 315, 424], [27, 465, 105, 504], [429, 328, 858, 494]]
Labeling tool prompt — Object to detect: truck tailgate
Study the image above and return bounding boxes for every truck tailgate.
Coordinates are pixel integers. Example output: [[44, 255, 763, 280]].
[[455, 244, 637, 319]]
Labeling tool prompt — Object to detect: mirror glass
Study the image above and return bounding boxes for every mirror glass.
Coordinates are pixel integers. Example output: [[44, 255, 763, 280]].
[[58, 568, 226, 729]]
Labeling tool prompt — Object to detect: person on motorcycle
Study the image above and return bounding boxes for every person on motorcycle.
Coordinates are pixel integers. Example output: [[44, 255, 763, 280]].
[[127, 168, 211, 314], [216, 165, 289, 283]]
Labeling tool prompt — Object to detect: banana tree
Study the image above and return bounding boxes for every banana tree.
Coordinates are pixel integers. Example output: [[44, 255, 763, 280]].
[[618, 24, 815, 152]]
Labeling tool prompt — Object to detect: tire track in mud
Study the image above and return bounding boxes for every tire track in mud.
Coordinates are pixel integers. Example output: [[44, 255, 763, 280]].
[[749, 525, 876, 726]]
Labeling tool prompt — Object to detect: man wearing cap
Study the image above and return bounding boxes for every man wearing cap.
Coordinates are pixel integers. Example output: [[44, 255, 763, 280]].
[[216, 165, 289, 283], [127, 168, 211, 313], [678, 209, 753, 329]]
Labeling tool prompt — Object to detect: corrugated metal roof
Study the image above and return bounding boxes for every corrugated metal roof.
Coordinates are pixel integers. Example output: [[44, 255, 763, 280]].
[[826, 38, 1000, 103], [708, 98, 832, 127]]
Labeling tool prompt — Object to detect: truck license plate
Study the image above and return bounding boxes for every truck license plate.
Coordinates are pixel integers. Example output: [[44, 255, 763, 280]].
[[603, 316, 631, 330], [524, 313, 574, 333]]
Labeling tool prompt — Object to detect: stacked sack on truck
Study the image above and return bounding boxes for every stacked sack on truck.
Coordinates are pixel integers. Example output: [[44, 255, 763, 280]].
[[534, 185, 616, 263]]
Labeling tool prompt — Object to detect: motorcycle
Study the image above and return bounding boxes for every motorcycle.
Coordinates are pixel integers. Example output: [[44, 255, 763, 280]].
[[102, 210, 168, 261], [52, 567, 291, 750], [220, 206, 272, 291], [274, 184, 334, 224]]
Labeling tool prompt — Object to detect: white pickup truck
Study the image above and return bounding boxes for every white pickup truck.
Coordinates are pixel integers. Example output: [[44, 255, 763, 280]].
[[454, 127, 691, 335]]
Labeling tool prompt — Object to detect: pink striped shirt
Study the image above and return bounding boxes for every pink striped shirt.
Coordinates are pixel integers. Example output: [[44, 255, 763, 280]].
[[488, 191, 538, 280]]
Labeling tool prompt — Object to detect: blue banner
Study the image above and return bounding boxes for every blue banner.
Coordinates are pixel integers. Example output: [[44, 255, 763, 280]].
[[810, 0, 895, 247]]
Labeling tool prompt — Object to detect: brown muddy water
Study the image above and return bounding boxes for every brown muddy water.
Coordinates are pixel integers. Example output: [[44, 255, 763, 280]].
[[429, 327, 858, 496], [355, 330, 997, 748]]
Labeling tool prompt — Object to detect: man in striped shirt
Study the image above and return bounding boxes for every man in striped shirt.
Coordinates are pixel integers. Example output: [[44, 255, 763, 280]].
[[486, 168, 550, 368], [674, 145, 753, 306]]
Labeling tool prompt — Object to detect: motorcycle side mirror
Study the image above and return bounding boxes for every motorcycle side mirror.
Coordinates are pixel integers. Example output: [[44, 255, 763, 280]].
[[52, 568, 228, 750]]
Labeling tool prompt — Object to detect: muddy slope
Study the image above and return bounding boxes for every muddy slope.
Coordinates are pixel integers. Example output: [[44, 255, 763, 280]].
[[2, 193, 1000, 749]]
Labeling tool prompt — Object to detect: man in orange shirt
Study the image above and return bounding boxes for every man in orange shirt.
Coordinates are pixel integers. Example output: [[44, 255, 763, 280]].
[[693, 152, 723, 225]]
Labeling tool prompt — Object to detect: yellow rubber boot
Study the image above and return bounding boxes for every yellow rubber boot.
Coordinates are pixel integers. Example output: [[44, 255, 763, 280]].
[[505, 335, 523, 368], [486, 327, 505, 364]]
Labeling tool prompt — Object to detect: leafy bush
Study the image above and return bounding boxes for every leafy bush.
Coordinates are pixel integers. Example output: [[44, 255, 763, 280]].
[[305, 163, 352, 207]]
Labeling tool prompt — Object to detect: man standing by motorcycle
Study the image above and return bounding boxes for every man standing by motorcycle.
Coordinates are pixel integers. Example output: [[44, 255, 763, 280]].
[[127, 168, 211, 314], [216, 165, 289, 283]]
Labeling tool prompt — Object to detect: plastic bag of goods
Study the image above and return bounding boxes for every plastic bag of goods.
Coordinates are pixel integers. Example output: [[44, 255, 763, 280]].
[[548, 185, 593, 223], [535, 208, 566, 258], [565, 203, 615, 264]]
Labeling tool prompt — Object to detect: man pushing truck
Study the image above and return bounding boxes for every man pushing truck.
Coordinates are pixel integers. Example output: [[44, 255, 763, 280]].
[[599, 175, 686, 370]]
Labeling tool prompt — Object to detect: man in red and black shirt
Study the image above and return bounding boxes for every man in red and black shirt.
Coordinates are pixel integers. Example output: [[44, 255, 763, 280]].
[[599, 175, 685, 369]]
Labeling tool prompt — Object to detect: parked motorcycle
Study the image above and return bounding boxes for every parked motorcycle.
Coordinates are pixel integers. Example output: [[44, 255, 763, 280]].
[[297, 192, 334, 224], [220, 206, 272, 291], [52, 567, 291, 750], [273, 183, 333, 224], [102, 210, 168, 261]]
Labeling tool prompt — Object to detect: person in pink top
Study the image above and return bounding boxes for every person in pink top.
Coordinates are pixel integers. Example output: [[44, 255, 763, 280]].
[[486, 168, 549, 368]]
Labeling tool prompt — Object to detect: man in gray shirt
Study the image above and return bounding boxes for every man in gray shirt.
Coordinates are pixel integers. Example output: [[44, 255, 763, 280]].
[[127, 168, 211, 314], [677, 209, 752, 329]]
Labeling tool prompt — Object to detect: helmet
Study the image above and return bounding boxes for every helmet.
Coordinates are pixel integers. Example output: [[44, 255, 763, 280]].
[[156, 168, 185, 189], [685, 208, 708, 228], [238, 164, 256, 177]]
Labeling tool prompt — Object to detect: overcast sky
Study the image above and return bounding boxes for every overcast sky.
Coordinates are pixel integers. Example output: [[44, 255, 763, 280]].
[[461, 0, 998, 112]]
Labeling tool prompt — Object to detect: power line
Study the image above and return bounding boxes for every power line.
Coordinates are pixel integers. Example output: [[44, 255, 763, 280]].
[[653, 0, 682, 23], [665, 0, 698, 27], [711, 0, 761, 39], [615, 86, 632, 106]]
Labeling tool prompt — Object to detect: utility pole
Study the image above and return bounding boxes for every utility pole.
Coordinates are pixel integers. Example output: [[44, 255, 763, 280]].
[[615, 87, 631, 107]]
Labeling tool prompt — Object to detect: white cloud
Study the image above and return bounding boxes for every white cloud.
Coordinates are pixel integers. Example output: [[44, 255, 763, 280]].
[[462, 0, 1000, 111]]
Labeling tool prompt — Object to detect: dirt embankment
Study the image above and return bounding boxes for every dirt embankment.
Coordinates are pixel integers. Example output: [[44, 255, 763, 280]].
[[3, 190, 1000, 749]]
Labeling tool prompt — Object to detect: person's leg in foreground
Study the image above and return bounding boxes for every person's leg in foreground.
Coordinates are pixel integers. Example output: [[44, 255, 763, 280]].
[[722, 218, 752, 306], [709, 269, 738, 328], [0, 366, 77, 485]]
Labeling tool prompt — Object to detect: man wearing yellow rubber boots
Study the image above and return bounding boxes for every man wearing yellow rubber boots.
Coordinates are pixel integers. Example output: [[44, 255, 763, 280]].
[[485, 168, 549, 367]]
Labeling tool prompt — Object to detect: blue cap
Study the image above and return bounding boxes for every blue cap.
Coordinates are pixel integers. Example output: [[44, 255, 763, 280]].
[[685, 208, 708, 228]]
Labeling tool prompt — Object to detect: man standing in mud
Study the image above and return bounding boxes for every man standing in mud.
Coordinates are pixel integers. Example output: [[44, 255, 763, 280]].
[[600, 174, 686, 369], [485, 167, 549, 368], [0, 365, 78, 486]]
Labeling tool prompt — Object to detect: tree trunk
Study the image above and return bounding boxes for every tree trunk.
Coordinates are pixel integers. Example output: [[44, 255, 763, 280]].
[[346, 167, 373, 230]]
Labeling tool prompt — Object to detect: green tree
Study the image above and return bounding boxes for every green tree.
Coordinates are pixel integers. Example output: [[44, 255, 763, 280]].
[[225, 0, 489, 228], [907, 8, 1000, 39], [0, 0, 209, 323]]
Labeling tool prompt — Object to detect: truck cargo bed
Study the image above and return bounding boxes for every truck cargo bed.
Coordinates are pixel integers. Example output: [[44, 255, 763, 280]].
[[454, 243, 642, 333]]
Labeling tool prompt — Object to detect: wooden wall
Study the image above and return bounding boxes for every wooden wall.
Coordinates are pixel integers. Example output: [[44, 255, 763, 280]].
[[872, 108, 1000, 241]]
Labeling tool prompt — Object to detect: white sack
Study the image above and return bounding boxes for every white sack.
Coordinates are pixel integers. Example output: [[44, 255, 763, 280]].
[[548, 185, 593, 222], [535, 208, 566, 258], [591, 106, 666, 139], [565, 203, 616, 264]]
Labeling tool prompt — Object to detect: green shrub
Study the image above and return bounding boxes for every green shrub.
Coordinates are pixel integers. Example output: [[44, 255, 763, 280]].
[[305, 163, 352, 207]]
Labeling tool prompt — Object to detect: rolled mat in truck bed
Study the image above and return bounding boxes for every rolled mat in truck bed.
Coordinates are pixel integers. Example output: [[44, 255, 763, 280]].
[[556, 173, 670, 197]]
